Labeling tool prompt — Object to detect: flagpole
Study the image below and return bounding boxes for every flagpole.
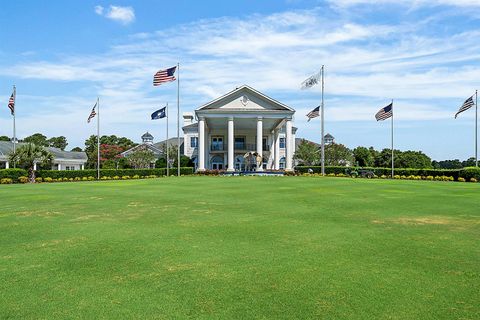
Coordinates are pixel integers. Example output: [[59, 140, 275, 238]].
[[12, 85, 17, 168], [166, 102, 169, 176], [391, 99, 394, 178], [177, 62, 180, 176], [97, 97, 100, 180], [475, 90, 478, 167], [321, 65, 325, 176]]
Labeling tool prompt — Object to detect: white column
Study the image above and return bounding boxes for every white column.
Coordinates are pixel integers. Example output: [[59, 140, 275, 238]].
[[33, 162, 37, 171], [5, 161, 9, 169], [58, 163, 62, 171], [198, 117, 205, 171], [256, 117, 263, 171], [227, 117, 234, 171], [270, 131, 275, 170], [81, 164, 84, 170], [205, 131, 210, 170], [285, 119, 293, 171], [274, 130, 280, 170]]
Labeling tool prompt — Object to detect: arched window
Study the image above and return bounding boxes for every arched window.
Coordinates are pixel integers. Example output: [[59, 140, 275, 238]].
[[235, 155, 245, 171], [279, 157, 286, 170], [211, 156, 224, 170]]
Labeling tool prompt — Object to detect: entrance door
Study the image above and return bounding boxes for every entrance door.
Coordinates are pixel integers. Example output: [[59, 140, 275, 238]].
[[211, 156, 224, 170]]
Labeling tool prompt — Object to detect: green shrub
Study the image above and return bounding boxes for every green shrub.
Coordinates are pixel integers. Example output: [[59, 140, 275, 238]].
[[295, 166, 460, 179], [459, 167, 480, 181], [394, 175, 401, 179], [18, 176, 29, 184], [44, 177, 53, 183], [0, 168, 28, 180], [88, 176, 95, 181], [82, 177, 88, 181], [74, 177, 81, 181], [113, 176, 120, 180], [122, 176, 130, 180], [35, 168, 194, 180], [35, 177, 43, 183], [1, 178, 13, 184], [132, 175, 140, 179], [470, 178, 478, 183], [458, 177, 466, 182], [63, 177, 69, 182], [426, 176, 434, 180]]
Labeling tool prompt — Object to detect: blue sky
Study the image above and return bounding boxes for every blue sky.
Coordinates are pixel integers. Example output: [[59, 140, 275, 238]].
[[1, 0, 480, 160]]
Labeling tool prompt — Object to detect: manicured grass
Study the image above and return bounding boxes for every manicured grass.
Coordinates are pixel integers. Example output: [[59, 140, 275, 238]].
[[0, 177, 479, 319]]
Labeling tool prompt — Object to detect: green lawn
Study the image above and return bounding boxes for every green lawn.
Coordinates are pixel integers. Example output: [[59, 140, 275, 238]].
[[0, 177, 479, 319]]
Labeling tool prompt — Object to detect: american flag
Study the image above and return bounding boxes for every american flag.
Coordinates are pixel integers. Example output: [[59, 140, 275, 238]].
[[306, 106, 320, 121], [454, 95, 475, 119], [375, 103, 393, 121], [87, 102, 97, 123], [153, 66, 176, 86], [7, 92, 15, 115]]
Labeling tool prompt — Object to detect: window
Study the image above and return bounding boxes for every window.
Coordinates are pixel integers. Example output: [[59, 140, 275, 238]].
[[211, 155, 224, 170], [190, 136, 198, 148], [235, 155, 245, 171], [279, 157, 286, 170], [211, 137, 224, 151], [280, 138, 286, 149], [234, 136, 246, 150], [262, 137, 268, 151]]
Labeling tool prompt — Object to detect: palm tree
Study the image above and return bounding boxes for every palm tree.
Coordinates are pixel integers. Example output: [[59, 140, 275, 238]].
[[9, 143, 53, 182]]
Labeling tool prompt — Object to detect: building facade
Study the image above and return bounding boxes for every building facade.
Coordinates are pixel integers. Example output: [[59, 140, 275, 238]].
[[182, 85, 296, 172], [0, 141, 88, 170]]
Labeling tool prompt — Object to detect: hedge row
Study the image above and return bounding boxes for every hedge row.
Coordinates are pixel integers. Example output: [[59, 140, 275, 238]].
[[0, 168, 28, 180], [0, 167, 194, 182], [35, 167, 194, 179], [295, 166, 472, 180]]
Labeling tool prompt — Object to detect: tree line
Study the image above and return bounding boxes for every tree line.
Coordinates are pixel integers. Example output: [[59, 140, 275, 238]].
[[0, 133, 70, 150], [294, 140, 476, 169]]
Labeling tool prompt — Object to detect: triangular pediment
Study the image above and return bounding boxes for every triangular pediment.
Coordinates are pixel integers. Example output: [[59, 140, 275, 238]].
[[196, 85, 294, 112]]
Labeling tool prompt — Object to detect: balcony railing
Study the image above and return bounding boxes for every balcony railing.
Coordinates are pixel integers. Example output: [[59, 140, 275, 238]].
[[211, 144, 224, 151], [210, 143, 269, 152]]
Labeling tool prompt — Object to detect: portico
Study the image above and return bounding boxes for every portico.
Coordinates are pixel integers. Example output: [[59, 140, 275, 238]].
[[184, 85, 296, 172]]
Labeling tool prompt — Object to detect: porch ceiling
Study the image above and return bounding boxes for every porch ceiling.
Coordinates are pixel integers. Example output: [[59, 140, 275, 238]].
[[205, 117, 282, 131]]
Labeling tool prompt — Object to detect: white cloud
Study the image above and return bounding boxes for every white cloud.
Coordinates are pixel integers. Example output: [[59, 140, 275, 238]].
[[94, 5, 135, 25], [329, 0, 480, 8], [105, 5, 135, 25], [94, 5, 104, 15]]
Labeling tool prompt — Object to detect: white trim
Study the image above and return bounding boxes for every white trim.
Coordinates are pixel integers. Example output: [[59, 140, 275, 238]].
[[196, 85, 295, 112]]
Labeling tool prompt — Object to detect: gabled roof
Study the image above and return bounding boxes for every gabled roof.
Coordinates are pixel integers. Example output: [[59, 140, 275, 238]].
[[154, 137, 184, 154], [120, 143, 163, 157], [182, 123, 198, 130], [0, 141, 87, 161], [196, 85, 295, 112]]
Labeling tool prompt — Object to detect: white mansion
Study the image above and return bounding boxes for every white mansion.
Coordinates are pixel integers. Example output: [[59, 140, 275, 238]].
[[182, 85, 297, 172]]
